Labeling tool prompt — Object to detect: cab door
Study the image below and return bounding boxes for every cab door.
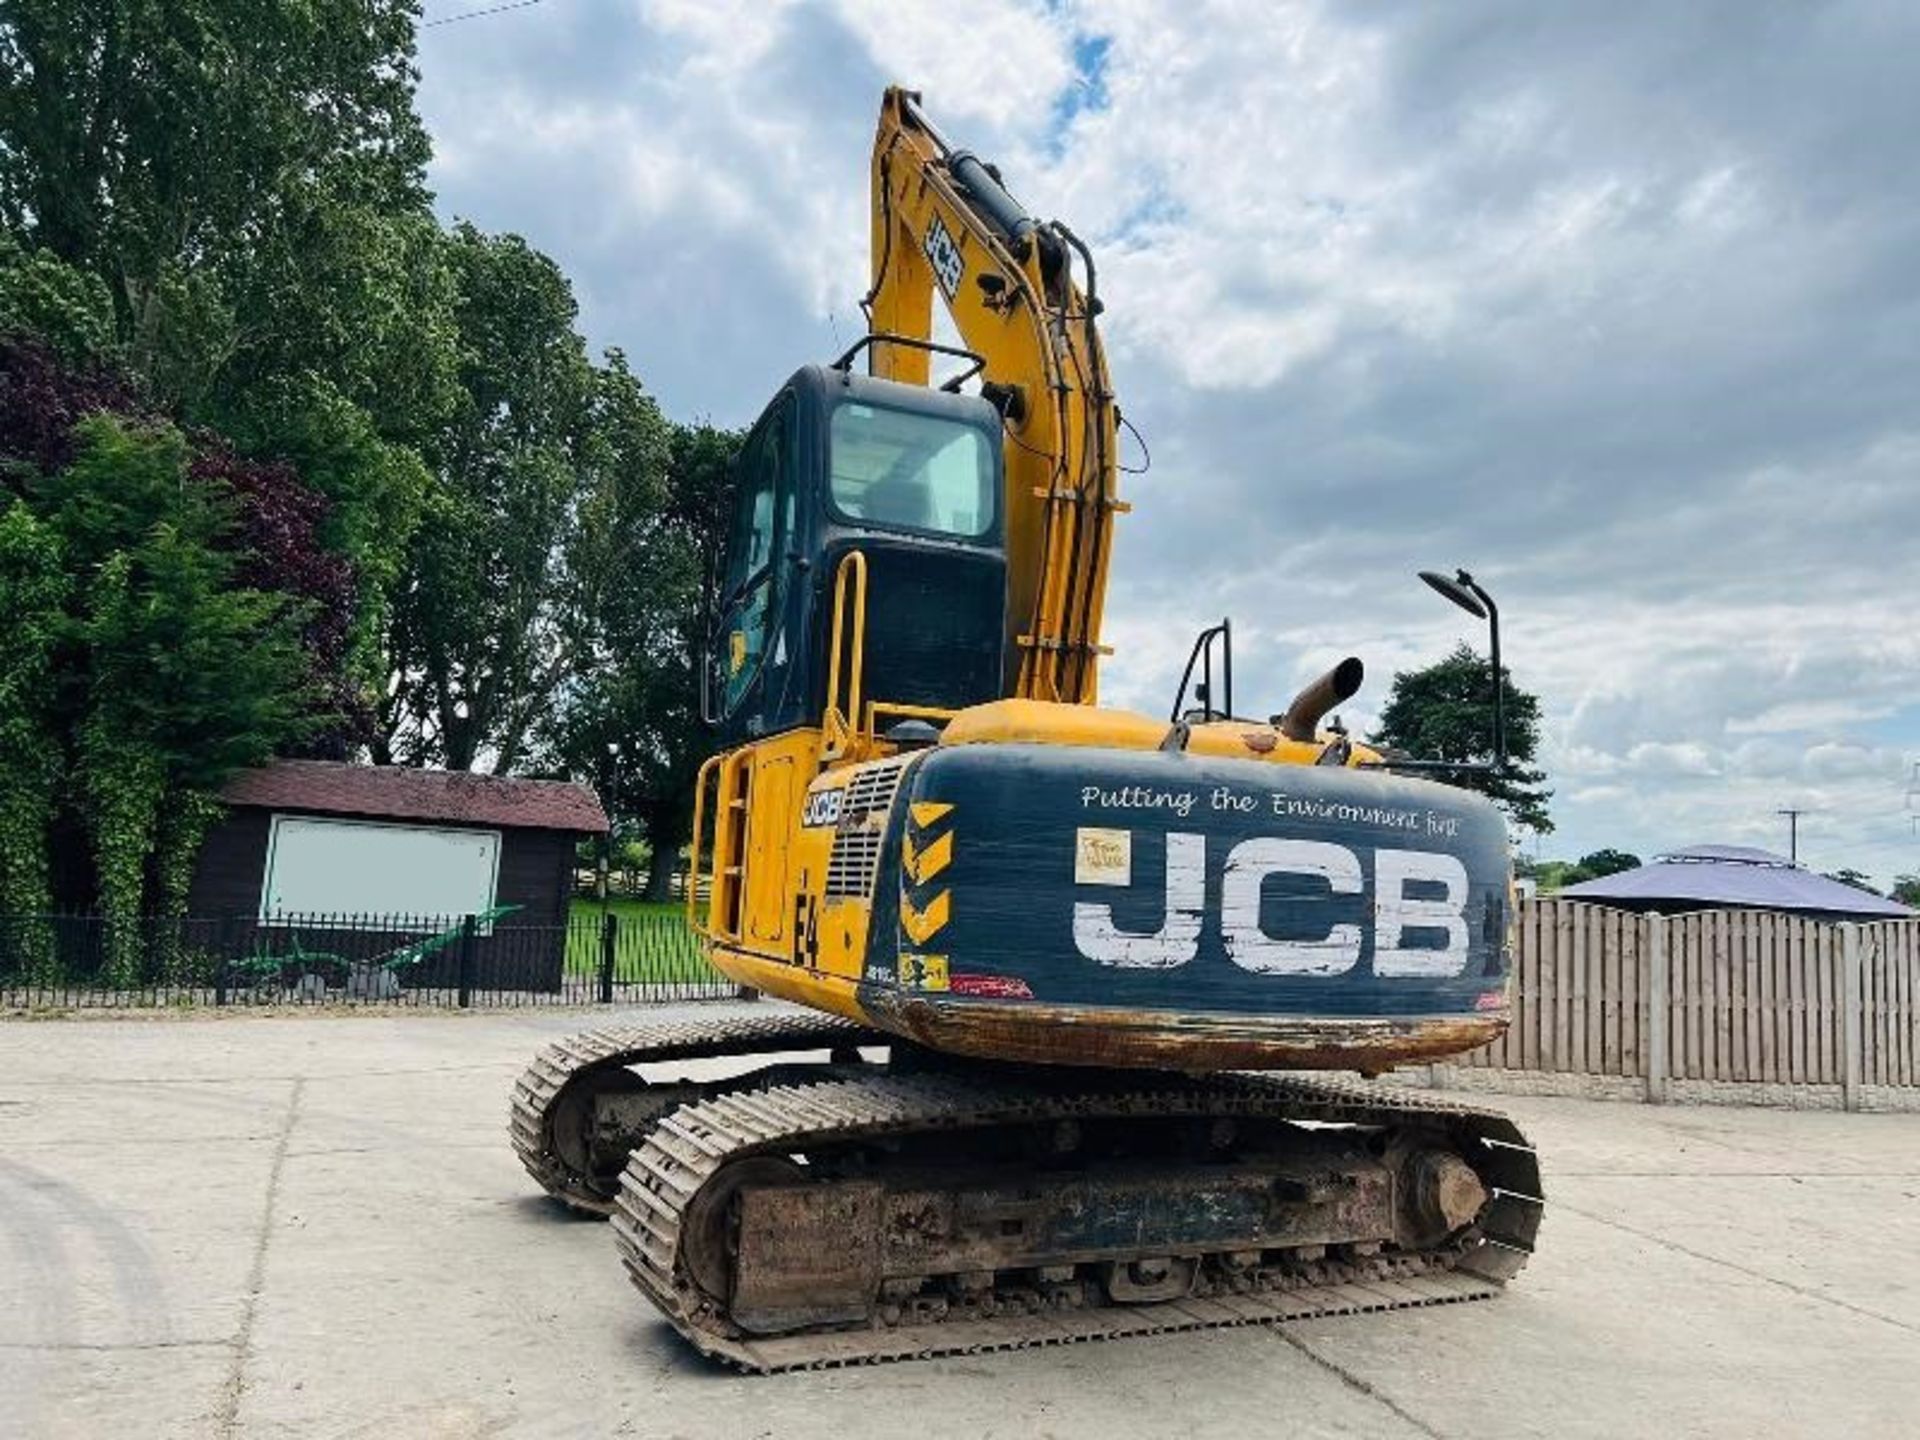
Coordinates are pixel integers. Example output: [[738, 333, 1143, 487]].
[[708, 393, 809, 956]]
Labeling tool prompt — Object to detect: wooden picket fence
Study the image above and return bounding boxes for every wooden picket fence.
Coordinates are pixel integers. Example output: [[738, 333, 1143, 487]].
[[1458, 899, 1919, 1106]]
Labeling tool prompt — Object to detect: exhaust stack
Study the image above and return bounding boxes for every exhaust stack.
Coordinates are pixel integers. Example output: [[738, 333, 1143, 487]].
[[1277, 657, 1364, 742]]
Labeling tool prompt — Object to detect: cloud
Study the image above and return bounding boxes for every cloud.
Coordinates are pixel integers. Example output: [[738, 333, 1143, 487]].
[[415, 0, 1920, 885]]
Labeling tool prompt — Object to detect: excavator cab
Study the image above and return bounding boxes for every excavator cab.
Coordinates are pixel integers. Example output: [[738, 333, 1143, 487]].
[[708, 359, 1007, 744]]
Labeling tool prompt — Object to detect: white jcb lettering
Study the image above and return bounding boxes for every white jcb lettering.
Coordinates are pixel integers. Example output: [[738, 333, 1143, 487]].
[[1071, 832, 1474, 977], [1071, 831, 1204, 968], [1373, 849, 1470, 976], [1220, 839, 1363, 975]]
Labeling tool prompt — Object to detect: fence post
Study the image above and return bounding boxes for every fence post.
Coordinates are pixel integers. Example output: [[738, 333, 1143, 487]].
[[1645, 912, 1670, 1104], [599, 912, 617, 1004], [1841, 923, 1863, 1112], [214, 915, 230, 1008], [457, 913, 476, 1009]]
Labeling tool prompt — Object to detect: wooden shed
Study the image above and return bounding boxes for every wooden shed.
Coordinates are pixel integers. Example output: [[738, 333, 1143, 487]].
[[188, 761, 608, 992]]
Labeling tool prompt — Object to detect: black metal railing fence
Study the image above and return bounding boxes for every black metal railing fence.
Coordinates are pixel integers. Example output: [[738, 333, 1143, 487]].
[[0, 907, 729, 1009]]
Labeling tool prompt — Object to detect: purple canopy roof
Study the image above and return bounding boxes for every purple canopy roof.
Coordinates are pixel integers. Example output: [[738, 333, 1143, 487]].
[[1559, 846, 1914, 918]]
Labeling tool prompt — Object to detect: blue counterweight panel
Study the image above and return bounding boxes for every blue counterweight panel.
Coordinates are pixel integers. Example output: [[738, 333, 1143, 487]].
[[869, 743, 1511, 1020]]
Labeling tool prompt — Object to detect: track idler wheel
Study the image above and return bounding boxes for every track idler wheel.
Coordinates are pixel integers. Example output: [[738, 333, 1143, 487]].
[[1400, 1147, 1490, 1248]]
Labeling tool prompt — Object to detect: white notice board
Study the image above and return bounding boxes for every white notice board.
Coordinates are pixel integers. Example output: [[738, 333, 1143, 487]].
[[260, 815, 502, 924]]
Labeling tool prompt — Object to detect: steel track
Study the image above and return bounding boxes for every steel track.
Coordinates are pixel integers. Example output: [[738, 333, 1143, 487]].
[[508, 1012, 888, 1214], [509, 1014, 1543, 1370], [607, 1068, 1543, 1371]]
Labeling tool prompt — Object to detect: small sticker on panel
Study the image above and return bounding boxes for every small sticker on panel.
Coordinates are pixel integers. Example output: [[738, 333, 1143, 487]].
[[1075, 827, 1132, 887]]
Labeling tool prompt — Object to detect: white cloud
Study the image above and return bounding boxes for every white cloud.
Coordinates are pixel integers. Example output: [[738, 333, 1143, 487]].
[[415, 0, 1920, 886]]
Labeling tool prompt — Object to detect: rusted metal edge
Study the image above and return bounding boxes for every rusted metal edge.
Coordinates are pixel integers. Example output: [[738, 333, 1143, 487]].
[[862, 988, 1509, 1073]]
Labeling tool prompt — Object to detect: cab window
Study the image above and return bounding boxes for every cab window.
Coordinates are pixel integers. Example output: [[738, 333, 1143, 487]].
[[829, 403, 993, 539], [717, 398, 792, 718]]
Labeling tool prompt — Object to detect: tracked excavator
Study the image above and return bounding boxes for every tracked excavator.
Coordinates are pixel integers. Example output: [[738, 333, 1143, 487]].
[[511, 87, 1543, 1371]]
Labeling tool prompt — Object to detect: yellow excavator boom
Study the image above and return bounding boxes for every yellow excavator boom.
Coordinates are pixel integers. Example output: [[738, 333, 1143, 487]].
[[864, 86, 1121, 706]]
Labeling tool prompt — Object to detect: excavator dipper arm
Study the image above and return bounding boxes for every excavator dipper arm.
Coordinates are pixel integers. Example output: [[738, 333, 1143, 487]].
[[864, 86, 1119, 705]]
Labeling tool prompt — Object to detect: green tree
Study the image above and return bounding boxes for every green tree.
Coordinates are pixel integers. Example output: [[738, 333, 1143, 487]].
[[1573, 848, 1640, 881], [2, 1, 458, 714], [531, 420, 740, 899], [45, 417, 313, 968], [0, 228, 114, 362], [0, 500, 66, 976], [628, 422, 740, 899], [1891, 875, 1920, 908], [1372, 642, 1553, 832], [0, 0, 430, 392], [381, 226, 598, 769]]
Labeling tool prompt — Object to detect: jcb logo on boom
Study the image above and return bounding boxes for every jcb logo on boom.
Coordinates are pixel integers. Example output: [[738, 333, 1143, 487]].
[[923, 215, 964, 299], [1071, 830, 1472, 978]]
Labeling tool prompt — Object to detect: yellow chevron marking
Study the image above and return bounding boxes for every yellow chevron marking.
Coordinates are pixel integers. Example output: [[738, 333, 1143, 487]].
[[902, 829, 953, 884], [910, 801, 954, 829], [901, 890, 950, 945]]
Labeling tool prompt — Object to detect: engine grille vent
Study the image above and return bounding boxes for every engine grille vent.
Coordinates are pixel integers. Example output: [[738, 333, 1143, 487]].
[[825, 757, 910, 899]]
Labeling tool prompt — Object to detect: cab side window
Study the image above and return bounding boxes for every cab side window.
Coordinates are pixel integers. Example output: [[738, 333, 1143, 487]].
[[716, 396, 793, 721]]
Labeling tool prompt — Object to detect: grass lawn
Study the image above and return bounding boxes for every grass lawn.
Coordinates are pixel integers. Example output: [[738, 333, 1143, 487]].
[[563, 896, 718, 984]]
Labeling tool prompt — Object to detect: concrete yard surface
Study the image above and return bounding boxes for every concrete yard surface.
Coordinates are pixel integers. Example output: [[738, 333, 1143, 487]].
[[3, 1004, 1917, 1439]]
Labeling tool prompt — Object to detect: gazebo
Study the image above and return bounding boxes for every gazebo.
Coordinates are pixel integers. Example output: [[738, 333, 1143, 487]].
[[1558, 844, 1914, 923]]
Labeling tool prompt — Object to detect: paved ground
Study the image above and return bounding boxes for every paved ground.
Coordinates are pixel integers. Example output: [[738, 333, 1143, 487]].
[[3, 1004, 1918, 1440]]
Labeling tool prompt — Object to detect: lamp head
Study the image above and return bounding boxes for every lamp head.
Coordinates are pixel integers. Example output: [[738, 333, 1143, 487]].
[[1419, 568, 1486, 619]]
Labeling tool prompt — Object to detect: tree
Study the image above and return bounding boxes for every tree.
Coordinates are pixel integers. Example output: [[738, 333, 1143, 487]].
[[48, 417, 316, 933], [1371, 642, 1553, 832], [1891, 875, 1920, 908], [2, 2, 459, 716], [0, 1, 430, 394], [620, 421, 738, 900], [1573, 848, 1640, 881], [0, 227, 114, 363], [1823, 868, 1881, 897], [381, 225, 604, 770], [530, 419, 740, 900], [1522, 847, 1641, 892], [0, 498, 65, 930]]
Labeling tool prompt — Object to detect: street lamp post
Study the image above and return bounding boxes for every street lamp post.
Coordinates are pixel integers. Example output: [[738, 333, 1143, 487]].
[[1417, 567, 1507, 774]]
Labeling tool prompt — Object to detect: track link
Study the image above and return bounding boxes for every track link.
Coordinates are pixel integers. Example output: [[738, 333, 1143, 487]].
[[609, 1070, 1544, 1372], [509, 1012, 888, 1214]]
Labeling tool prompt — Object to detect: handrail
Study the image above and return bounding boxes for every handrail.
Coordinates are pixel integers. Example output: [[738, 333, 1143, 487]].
[[686, 752, 723, 937], [823, 550, 870, 759]]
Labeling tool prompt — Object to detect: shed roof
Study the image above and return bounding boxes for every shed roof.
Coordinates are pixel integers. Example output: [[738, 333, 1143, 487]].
[[221, 760, 609, 835], [1560, 845, 1912, 919]]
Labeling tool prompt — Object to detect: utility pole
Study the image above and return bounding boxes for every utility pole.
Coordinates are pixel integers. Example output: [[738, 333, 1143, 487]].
[[1776, 807, 1805, 866]]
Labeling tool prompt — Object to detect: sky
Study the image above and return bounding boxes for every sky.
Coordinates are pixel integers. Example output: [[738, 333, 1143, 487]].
[[414, 0, 1920, 885]]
